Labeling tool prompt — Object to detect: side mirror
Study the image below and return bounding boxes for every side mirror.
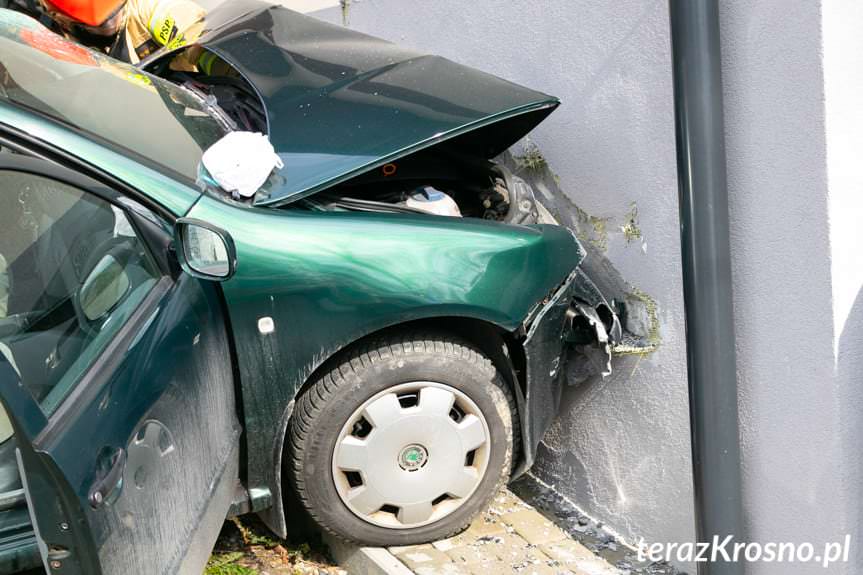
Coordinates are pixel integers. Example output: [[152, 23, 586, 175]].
[[174, 218, 237, 281]]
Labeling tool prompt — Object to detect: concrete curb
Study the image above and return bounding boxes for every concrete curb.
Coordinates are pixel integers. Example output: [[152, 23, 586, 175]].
[[324, 534, 413, 575]]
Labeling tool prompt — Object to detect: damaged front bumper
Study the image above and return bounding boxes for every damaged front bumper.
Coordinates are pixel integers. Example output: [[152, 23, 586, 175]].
[[513, 271, 583, 476], [513, 265, 630, 476]]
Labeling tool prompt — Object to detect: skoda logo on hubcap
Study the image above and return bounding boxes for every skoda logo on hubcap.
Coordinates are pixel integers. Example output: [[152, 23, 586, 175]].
[[398, 444, 428, 471]]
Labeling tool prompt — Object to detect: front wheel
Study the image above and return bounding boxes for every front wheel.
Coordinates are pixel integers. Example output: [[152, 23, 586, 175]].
[[287, 333, 516, 546]]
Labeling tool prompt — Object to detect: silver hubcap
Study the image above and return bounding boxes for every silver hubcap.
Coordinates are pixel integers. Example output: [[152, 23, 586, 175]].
[[332, 382, 490, 529]]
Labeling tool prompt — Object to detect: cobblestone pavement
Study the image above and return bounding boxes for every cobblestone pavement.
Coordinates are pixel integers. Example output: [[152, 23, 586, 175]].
[[387, 489, 622, 575]]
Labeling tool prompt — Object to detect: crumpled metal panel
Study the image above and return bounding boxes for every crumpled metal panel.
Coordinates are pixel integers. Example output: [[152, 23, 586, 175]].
[[572, 302, 612, 377], [141, 0, 559, 206], [514, 272, 579, 477]]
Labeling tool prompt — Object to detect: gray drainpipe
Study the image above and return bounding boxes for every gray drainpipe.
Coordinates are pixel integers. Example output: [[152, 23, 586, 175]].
[[668, 2, 744, 574]]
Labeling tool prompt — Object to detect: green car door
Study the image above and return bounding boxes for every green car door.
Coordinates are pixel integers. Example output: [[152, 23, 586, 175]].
[[0, 153, 240, 575]]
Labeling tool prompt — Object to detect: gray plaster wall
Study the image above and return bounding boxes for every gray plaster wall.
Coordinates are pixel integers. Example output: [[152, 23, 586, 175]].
[[721, 1, 863, 573], [307, 0, 696, 563]]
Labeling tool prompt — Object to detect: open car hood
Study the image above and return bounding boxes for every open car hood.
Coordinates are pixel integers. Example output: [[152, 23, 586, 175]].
[[143, 0, 559, 206]]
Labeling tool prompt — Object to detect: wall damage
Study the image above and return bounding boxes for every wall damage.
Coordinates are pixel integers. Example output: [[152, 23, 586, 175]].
[[500, 146, 660, 363]]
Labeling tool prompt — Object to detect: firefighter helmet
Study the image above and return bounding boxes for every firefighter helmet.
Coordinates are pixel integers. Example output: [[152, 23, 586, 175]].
[[40, 0, 126, 34]]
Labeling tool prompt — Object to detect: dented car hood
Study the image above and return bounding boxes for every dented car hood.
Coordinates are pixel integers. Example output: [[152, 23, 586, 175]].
[[143, 0, 559, 206]]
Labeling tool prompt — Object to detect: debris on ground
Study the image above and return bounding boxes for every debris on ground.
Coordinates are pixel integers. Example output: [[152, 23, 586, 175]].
[[511, 474, 684, 575], [206, 516, 344, 575]]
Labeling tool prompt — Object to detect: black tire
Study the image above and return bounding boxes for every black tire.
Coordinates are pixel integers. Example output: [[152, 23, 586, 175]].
[[287, 332, 517, 546]]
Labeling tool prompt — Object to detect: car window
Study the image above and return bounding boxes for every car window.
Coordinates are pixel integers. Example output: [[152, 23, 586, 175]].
[[0, 10, 226, 185], [0, 170, 160, 414]]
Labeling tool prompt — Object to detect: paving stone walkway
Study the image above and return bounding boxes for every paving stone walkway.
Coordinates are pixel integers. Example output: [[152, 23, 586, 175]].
[[387, 490, 621, 575]]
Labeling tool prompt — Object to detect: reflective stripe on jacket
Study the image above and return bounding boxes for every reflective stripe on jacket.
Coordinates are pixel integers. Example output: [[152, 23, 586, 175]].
[[122, 0, 204, 62]]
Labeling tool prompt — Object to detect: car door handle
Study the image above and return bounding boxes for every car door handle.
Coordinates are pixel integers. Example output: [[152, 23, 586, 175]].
[[88, 447, 126, 508]]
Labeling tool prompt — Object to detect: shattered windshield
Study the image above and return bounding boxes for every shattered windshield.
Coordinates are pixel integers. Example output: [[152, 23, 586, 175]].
[[0, 10, 225, 184]]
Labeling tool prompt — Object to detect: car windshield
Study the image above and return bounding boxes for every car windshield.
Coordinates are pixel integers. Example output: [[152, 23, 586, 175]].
[[0, 10, 226, 184]]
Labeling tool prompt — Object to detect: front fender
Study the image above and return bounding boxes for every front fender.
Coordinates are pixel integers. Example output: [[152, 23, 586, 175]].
[[186, 195, 583, 534]]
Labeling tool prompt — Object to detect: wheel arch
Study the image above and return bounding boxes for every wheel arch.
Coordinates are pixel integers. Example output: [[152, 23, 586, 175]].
[[263, 315, 529, 537], [293, 316, 527, 409]]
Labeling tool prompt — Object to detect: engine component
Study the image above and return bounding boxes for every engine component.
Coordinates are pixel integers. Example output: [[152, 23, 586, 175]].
[[498, 170, 540, 225], [293, 161, 543, 224], [478, 166, 540, 225], [404, 186, 461, 217]]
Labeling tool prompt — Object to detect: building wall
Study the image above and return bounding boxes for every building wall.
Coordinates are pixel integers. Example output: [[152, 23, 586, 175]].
[[306, 0, 696, 563], [825, 4, 863, 570], [721, 1, 863, 573]]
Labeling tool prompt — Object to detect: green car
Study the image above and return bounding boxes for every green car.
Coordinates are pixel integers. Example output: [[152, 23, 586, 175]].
[[0, 2, 626, 573]]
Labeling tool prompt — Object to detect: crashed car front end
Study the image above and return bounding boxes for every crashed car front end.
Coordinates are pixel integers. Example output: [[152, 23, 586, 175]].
[[133, 0, 639, 536], [513, 244, 626, 476], [0, 1, 638, 549], [185, 191, 623, 535]]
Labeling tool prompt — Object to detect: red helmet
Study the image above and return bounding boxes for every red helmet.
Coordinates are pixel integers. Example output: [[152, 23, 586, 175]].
[[41, 0, 126, 30]]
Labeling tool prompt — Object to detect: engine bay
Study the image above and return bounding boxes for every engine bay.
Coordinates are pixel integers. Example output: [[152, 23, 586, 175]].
[[147, 49, 543, 224], [297, 153, 543, 225]]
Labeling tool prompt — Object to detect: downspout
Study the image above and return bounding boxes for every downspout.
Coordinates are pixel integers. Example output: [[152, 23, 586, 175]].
[[668, 2, 744, 574]]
